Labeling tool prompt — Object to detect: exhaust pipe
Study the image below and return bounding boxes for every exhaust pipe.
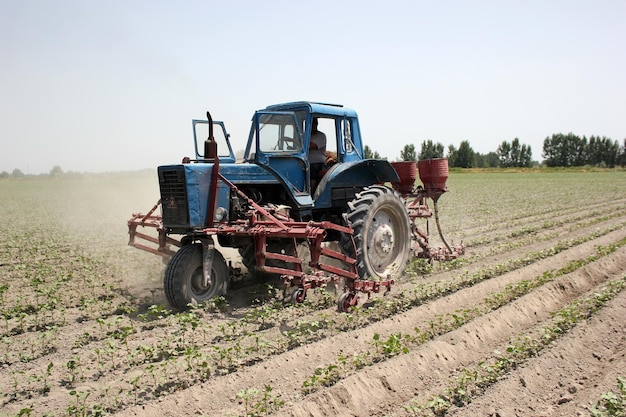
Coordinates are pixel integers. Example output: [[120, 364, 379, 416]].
[[204, 111, 218, 159]]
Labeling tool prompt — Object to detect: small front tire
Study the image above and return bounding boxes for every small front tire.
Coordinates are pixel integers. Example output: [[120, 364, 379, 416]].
[[163, 243, 228, 311]]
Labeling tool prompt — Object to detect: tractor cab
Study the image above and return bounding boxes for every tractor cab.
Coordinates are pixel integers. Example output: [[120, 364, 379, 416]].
[[244, 110, 310, 197], [243, 102, 363, 205]]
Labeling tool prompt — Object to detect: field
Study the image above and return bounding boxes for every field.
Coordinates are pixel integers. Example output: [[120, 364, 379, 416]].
[[1, 169, 626, 417]]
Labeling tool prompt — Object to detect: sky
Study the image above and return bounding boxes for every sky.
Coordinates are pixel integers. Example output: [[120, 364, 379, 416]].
[[1, 0, 625, 174]]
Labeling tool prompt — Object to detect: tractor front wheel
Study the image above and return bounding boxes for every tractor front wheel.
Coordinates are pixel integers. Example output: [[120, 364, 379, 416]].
[[342, 186, 411, 280], [164, 243, 228, 311]]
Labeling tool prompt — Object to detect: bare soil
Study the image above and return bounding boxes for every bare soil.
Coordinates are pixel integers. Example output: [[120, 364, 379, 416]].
[[1, 171, 625, 417]]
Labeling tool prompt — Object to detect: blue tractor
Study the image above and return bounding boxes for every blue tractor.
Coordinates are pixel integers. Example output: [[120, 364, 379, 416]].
[[128, 101, 463, 311]]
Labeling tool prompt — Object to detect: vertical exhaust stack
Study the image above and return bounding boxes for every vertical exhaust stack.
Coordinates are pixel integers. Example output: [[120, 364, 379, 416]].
[[204, 111, 219, 228], [204, 111, 218, 160]]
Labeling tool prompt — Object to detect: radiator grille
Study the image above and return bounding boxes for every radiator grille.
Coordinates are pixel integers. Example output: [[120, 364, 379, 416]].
[[159, 167, 189, 228]]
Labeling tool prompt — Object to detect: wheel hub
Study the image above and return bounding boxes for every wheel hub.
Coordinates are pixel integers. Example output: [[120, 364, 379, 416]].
[[371, 223, 395, 264], [191, 269, 211, 295]]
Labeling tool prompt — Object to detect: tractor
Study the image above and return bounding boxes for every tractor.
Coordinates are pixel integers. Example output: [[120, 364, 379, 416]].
[[128, 101, 464, 311]]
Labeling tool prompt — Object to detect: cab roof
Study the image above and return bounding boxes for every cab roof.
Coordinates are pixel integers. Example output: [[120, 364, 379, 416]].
[[263, 101, 358, 118]]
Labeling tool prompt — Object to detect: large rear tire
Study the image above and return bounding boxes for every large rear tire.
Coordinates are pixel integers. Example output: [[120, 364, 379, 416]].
[[164, 243, 228, 311], [342, 186, 411, 280]]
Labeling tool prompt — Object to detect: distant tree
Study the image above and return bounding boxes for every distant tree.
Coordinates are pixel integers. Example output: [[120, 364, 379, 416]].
[[497, 141, 512, 167], [510, 138, 521, 166], [542, 134, 561, 167], [573, 135, 588, 166], [519, 144, 533, 167], [498, 138, 533, 168], [447, 144, 458, 167], [364, 145, 381, 159], [473, 153, 484, 168], [50, 165, 64, 176], [12, 168, 24, 178], [543, 133, 583, 167], [455, 140, 475, 168], [474, 152, 499, 168], [586, 136, 600, 166], [543, 133, 619, 167], [485, 152, 500, 167], [586, 136, 620, 167], [400, 144, 417, 162], [0, 171, 9, 178], [418, 140, 445, 160], [620, 138, 626, 167]]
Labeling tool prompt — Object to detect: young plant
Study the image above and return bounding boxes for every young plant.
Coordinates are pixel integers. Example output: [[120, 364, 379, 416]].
[[589, 376, 626, 417], [302, 364, 342, 394], [236, 385, 284, 416], [371, 332, 410, 360], [67, 390, 91, 417]]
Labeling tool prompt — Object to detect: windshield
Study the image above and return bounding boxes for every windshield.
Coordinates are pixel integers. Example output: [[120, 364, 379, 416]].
[[245, 112, 303, 160], [259, 113, 301, 152]]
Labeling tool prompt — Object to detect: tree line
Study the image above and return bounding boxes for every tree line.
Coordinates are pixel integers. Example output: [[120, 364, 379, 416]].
[[380, 134, 626, 168], [542, 133, 623, 168], [0, 166, 71, 178], [3, 134, 625, 178]]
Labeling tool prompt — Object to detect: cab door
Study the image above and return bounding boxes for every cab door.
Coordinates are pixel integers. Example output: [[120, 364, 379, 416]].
[[252, 111, 313, 207]]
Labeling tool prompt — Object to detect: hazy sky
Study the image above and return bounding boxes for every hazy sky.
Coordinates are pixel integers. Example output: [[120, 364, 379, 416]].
[[1, 1, 624, 174]]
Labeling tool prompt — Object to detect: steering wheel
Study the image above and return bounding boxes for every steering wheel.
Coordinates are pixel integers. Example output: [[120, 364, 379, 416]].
[[282, 136, 298, 150]]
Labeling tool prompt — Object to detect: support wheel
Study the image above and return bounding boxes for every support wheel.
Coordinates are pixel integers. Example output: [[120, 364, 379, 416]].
[[337, 292, 357, 313], [341, 186, 411, 280], [289, 288, 306, 304], [164, 243, 228, 311]]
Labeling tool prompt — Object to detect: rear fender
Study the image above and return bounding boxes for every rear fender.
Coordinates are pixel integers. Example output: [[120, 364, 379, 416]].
[[313, 159, 400, 207]]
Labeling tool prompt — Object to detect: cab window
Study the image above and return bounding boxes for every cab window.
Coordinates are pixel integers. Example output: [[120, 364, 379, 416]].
[[258, 114, 301, 152]]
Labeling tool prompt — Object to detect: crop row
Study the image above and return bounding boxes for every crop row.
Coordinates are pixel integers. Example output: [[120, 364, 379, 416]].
[[3, 201, 622, 370], [404, 276, 626, 416], [2, 172, 625, 416], [299, 239, 626, 396], [3, 228, 624, 415]]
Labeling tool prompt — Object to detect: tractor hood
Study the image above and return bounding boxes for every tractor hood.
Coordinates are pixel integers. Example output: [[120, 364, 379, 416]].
[[158, 162, 284, 232]]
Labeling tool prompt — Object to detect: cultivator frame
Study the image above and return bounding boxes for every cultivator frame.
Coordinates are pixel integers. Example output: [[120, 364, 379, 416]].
[[128, 170, 399, 310], [128, 152, 465, 311]]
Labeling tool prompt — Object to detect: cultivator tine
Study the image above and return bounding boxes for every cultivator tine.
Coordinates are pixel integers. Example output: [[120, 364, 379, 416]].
[[127, 200, 180, 257], [202, 237, 215, 287]]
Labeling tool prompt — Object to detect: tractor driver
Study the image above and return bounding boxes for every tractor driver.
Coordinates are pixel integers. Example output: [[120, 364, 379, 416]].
[[308, 117, 327, 191]]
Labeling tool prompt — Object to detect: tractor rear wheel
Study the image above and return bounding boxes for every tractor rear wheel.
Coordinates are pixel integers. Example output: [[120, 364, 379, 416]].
[[342, 186, 411, 280], [164, 243, 228, 311]]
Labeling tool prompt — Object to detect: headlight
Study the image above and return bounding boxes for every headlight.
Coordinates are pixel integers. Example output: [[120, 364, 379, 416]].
[[214, 206, 228, 222]]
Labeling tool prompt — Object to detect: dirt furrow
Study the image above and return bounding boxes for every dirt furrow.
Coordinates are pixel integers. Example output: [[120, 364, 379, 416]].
[[1, 219, 613, 414], [442, 288, 626, 417], [276, 250, 626, 417], [454, 199, 626, 244], [3, 172, 626, 416], [111, 228, 626, 417]]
